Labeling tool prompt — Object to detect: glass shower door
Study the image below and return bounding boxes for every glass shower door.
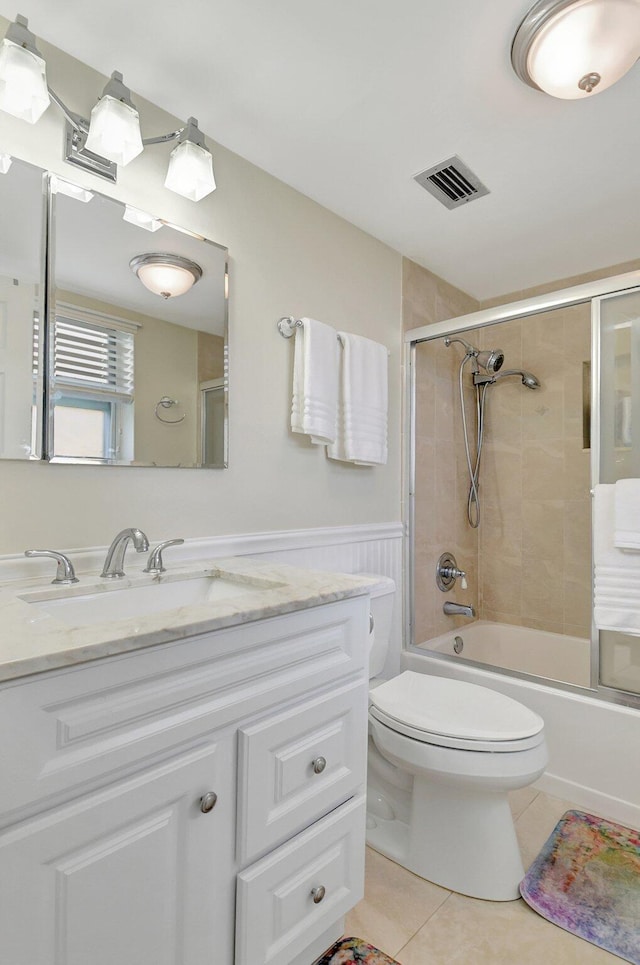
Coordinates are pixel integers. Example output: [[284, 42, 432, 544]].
[[596, 288, 640, 696]]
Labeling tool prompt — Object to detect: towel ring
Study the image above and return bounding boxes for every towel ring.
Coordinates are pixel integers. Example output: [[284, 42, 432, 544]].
[[155, 396, 186, 425]]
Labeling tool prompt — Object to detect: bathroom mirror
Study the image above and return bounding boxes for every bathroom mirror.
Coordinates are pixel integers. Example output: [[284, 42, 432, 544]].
[[47, 176, 228, 467], [0, 157, 45, 460]]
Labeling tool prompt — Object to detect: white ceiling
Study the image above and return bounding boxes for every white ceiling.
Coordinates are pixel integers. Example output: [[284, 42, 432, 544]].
[[11, 0, 640, 299]]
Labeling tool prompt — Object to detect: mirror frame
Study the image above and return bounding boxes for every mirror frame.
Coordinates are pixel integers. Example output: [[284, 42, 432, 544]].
[[43, 173, 229, 468]]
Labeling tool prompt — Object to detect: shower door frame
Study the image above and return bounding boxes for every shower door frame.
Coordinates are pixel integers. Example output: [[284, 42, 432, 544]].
[[404, 268, 640, 711]]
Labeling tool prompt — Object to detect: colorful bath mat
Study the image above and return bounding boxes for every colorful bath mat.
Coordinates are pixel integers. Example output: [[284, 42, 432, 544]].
[[315, 936, 401, 964], [520, 810, 640, 964]]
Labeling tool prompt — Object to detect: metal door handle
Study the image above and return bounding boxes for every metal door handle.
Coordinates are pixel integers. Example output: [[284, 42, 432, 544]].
[[311, 885, 326, 904]]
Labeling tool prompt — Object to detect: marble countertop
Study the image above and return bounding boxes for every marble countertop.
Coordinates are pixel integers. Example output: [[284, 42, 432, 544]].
[[0, 557, 381, 683]]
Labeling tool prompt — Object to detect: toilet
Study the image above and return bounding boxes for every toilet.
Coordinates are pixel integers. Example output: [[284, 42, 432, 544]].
[[366, 577, 548, 901]]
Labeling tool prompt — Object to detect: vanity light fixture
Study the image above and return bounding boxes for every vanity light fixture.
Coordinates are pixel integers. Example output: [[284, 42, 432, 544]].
[[512, 0, 640, 99], [0, 14, 217, 199], [129, 253, 203, 300]]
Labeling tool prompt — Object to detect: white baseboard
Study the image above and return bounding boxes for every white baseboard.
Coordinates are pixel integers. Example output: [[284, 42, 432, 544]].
[[535, 772, 640, 830]]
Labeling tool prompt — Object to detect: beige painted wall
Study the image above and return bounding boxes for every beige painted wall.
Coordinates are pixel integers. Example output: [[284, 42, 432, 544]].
[[0, 17, 402, 554]]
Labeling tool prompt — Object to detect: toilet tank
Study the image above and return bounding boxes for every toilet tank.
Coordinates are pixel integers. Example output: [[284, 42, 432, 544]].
[[363, 576, 396, 679]]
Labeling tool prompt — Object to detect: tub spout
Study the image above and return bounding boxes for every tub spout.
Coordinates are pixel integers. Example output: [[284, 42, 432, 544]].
[[443, 601, 476, 619]]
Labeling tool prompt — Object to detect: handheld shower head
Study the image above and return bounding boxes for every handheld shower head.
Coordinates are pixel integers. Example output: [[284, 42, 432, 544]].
[[492, 369, 541, 389]]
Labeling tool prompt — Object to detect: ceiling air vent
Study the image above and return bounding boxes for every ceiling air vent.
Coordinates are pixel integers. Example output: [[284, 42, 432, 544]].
[[413, 156, 489, 210]]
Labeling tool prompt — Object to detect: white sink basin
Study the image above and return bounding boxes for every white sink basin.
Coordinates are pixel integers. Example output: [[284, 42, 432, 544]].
[[20, 573, 277, 627]]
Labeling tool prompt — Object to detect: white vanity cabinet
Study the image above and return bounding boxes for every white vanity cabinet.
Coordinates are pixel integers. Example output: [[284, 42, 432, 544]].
[[0, 595, 369, 965]]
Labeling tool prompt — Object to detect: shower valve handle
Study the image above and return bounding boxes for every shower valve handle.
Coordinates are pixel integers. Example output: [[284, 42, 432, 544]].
[[436, 553, 468, 592]]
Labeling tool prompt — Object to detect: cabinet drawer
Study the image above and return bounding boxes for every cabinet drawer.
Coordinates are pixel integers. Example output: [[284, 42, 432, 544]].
[[235, 795, 365, 965], [0, 598, 367, 820], [237, 679, 367, 864]]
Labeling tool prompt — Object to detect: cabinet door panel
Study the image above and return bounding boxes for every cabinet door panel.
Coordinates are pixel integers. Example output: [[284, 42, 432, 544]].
[[237, 679, 367, 863], [0, 741, 234, 965]]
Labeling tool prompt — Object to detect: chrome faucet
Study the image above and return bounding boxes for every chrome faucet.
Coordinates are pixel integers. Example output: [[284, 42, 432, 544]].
[[443, 601, 476, 619], [100, 528, 150, 579]]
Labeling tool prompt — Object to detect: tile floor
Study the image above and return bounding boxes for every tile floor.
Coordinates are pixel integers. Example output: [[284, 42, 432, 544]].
[[344, 789, 623, 964]]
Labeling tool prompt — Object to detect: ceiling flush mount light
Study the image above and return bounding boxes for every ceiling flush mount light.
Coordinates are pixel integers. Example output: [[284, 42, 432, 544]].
[[512, 0, 640, 99], [0, 14, 217, 199], [130, 253, 203, 300]]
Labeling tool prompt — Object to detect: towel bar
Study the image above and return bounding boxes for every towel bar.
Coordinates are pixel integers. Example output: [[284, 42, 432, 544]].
[[277, 317, 390, 355]]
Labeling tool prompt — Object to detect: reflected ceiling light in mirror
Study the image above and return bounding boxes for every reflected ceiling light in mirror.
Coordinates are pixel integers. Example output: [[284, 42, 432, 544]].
[[130, 253, 203, 300], [165, 118, 216, 201], [0, 15, 217, 199], [512, 0, 640, 99], [0, 154, 12, 174], [0, 15, 49, 123], [123, 205, 163, 232]]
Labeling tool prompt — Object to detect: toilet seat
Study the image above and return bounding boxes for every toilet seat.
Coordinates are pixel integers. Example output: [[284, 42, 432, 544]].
[[369, 671, 545, 753]]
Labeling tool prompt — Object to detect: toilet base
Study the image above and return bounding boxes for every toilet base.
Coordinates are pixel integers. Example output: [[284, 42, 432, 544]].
[[407, 776, 524, 900], [366, 787, 524, 901]]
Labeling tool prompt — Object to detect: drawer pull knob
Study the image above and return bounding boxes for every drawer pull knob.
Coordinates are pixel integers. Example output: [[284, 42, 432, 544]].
[[199, 791, 218, 813], [311, 885, 326, 904], [312, 756, 327, 775]]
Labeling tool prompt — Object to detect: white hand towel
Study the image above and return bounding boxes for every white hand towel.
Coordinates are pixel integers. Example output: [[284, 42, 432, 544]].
[[614, 478, 640, 550], [290, 317, 339, 445], [594, 483, 640, 635], [327, 332, 388, 466]]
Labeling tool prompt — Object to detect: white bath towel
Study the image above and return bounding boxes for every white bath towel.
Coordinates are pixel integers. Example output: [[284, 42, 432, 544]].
[[327, 332, 388, 466], [614, 478, 640, 551], [593, 483, 640, 635], [290, 317, 339, 445]]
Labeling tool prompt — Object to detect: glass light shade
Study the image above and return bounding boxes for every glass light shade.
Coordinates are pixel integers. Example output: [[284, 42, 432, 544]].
[[527, 0, 640, 99], [85, 94, 143, 166], [123, 205, 162, 232], [165, 139, 216, 201], [130, 255, 202, 299], [0, 38, 50, 123]]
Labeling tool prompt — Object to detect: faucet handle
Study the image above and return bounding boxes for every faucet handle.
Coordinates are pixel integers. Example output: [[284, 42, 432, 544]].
[[144, 538, 184, 575], [25, 550, 79, 585]]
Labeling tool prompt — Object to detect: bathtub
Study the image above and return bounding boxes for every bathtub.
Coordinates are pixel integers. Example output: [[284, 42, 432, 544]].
[[418, 620, 591, 688], [403, 633, 640, 831]]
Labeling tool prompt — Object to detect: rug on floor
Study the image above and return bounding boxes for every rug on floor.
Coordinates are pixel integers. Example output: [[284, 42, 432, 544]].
[[315, 936, 401, 964], [520, 809, 640, 965]]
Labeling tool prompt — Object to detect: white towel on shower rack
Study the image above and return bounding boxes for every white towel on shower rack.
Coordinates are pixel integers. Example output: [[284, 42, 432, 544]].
[[593, 483, 640, 635], [614, 478, 640, 550], [290, 317, 340, 445], [327, 332, 388, 466]]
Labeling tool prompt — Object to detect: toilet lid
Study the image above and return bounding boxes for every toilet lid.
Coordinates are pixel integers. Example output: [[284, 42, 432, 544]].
[[369, 671, 544, 742]]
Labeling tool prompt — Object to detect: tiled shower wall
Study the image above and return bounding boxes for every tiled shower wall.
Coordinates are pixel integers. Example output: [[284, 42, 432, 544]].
[[476, 306, 592, 637], [402, 259, 481, 641], [405, 257, 592, 643]]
